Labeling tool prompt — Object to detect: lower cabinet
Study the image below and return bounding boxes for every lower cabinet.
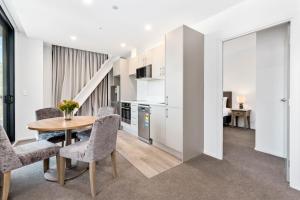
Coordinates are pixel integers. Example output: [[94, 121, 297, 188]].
[[150, 105, 182, 154], [131, 103, 138, 136], [150, 105, 166, 144], [165, 107, 183, 153]]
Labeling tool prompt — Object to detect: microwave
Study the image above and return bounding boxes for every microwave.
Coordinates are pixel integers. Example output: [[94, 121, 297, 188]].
[[136, 65, 152, 79]]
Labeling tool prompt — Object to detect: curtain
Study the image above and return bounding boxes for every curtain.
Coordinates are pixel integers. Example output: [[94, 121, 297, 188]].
[[52, 45, 110, 116]]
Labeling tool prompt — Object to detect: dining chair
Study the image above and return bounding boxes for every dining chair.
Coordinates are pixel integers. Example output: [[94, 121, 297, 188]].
[[76, 106, 115, 141], [35, 107, 66, 173], [59, 114, 120, 197], [0, 125, 61, 200], [35, 107, 66, 144]]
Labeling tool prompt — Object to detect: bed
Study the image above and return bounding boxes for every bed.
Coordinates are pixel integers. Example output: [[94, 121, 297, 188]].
[[223, 91, 232, 126]]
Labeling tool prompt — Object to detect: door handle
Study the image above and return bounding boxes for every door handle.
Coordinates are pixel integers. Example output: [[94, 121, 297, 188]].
[[4, 95, 14, 104], [281, 98, 288, 103]]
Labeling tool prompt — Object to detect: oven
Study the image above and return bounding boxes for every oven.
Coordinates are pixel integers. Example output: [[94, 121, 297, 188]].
[[121, 102, 131, 124]]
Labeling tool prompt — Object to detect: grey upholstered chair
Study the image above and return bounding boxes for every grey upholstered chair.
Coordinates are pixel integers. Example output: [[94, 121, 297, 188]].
[[76, 106, 115, 141], [0, 126, 61, 200], [35, 107, 66, 144], [59, 114, 120, 197]]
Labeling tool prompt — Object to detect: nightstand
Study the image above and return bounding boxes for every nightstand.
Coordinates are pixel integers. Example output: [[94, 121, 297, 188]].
[[231, 109, 251, 129]]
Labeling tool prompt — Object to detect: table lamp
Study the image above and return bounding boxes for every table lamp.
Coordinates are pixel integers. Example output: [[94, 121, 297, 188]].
[[237, 96, 246, 109]]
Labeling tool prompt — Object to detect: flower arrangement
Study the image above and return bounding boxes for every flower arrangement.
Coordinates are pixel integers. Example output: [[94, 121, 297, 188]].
[[57, 100, 79, 120]]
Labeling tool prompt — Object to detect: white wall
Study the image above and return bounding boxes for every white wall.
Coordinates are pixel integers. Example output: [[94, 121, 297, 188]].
[[136, 79, 165, 102], [15, 32, 44, 140], [43, 43, 52, 107], [223, 33, 256, 128], [192, 0, 300, 190]]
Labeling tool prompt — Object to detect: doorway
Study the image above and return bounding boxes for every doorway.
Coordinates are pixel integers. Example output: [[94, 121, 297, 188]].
[[0, 6, 15, 142], [222, 22, 290, 181]]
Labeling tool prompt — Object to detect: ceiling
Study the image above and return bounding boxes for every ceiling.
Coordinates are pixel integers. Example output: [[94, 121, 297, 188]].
[[4, 0, 245, 57]]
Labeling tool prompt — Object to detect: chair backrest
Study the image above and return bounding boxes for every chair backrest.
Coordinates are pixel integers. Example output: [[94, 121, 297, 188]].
[[85, 114, 120, 161], [35, 108, 63, 134], [35, 107, 63, 120], [96, 106, 115, 118], [0, 126, 22, 173]]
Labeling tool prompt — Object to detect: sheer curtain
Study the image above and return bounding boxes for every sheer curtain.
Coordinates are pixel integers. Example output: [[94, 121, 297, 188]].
[[52, 45, 110, 115]]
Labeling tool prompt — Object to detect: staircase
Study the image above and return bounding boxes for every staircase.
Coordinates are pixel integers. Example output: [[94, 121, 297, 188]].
[[73, 56, 120, 114]]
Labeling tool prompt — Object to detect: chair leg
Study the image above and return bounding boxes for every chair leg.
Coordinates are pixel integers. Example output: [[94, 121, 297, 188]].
[[43, 158, 50, 173], [59, 157, 65, 185], [56, 156, 60, 183], [111, 150, 118, 178], [2, 171, 11, 200], [89, 161, 96, 197]]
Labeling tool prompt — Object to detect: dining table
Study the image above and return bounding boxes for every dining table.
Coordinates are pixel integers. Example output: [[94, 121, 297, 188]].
[[27, 116, 96, 182]]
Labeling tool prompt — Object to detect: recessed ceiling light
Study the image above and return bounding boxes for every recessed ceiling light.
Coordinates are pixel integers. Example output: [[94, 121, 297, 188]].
[[70, 36, 77, 41], [112, 5, 119, 10], [144, 24, 152, 31], [82, 0, 93, 5], [120, 43, 126, 48]]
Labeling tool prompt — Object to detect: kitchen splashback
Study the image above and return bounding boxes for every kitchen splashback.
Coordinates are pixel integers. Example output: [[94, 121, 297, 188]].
[[137, 79, 165, 102]]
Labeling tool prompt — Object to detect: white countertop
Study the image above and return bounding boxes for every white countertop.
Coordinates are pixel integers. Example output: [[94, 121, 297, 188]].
[[121, 100, 166, 106]]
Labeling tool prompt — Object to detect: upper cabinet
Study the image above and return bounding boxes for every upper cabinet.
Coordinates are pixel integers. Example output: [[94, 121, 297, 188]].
[[128, 56, 138, 76], [138, 51, 152, 68], [151, 43, 165, 79], [113, 60, 121, 76], [127, 43, 165, 79]]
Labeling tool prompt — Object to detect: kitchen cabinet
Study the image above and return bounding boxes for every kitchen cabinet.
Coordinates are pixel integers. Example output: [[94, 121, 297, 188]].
[[151, 43, 165, 79], [128, 56, 138, 75], [119, 58, 137, 100], [138, 51, 152, 69], [130, 103, 138, 135], [165, 107, 182, 152], [150, 105, 166, 144], [164, 25, 204, 162], [165, 30, 183, 108], [113, 60, 121, 76]]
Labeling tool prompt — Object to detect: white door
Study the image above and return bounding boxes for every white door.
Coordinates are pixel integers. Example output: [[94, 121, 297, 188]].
[[256, 23, 290, 175]]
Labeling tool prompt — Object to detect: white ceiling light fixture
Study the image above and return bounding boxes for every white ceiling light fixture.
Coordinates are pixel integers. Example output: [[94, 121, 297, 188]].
[[144, 24, 152, 31], [120, 43, 126, 48], [70, 35, 77, 41], [82, 0, 93, 5]]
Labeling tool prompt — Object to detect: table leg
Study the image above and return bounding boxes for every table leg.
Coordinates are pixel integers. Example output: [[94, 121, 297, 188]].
[[65, 130, 72, 169], [247, 116, 251, 129], [244, 116, 247, 129]]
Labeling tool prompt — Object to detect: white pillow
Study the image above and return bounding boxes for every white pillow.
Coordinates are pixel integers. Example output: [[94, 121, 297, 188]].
[[223, 97, 228, 108]]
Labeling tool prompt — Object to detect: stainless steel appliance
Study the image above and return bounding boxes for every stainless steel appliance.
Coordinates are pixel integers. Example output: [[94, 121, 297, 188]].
[[136, 64, 152, 79], [121, 102, 131, 124], [138, 104, 152, 144]]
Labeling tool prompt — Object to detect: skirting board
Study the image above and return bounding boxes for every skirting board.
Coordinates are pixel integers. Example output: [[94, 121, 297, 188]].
[[255, 146, 286, 159]]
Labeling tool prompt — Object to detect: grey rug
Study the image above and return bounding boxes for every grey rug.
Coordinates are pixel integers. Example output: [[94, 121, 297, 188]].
[[5, 127, 300, 199]]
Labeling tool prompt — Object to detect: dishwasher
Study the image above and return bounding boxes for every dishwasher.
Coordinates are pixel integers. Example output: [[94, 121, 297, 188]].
[[138, 104, 152, 144]]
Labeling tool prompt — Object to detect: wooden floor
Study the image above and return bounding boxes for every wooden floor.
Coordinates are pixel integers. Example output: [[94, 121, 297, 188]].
[[116, 131, 181, 178]]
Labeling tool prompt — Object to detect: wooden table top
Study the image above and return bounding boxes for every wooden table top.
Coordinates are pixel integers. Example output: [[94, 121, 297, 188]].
[[27, 116, 96, 132]]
